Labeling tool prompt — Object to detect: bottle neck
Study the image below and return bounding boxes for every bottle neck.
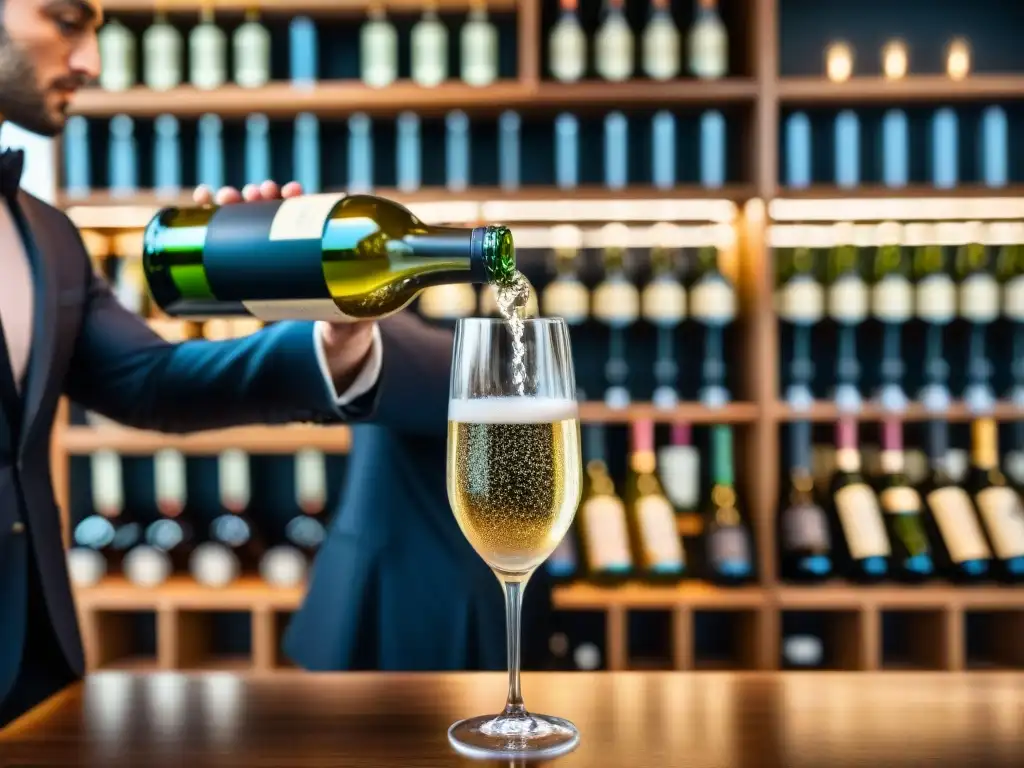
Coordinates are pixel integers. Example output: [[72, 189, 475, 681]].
[[711, 425, 734, 487], [402, 224, 512, 285], [972, 418, 999, 470], [788, 420, 812, 473]]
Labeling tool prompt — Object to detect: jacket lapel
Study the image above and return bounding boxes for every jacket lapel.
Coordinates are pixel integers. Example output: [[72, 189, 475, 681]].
[[11, 192, 60, 453]]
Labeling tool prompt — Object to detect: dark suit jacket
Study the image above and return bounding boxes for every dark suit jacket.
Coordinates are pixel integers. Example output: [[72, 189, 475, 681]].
[[0, 190, 364, 727]]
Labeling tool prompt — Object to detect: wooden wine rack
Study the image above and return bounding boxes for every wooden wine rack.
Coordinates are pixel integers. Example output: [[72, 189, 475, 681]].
[[50, 0, 1024, 674]]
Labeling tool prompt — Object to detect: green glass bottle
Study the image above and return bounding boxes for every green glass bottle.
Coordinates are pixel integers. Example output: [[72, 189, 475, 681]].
[[142, 192, 517, 322]]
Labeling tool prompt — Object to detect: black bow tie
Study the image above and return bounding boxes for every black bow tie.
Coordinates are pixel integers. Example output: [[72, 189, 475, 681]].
[[0, 148, 24, 201]]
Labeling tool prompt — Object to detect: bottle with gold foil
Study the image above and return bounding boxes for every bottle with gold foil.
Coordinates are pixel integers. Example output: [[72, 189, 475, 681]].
[[966, 418, 1024, 583]]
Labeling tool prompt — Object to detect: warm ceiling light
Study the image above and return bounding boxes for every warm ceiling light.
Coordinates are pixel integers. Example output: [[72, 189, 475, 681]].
[[947, 37, 971, 81], [882, 39, 908, 80], [826, 41, 854, 83]]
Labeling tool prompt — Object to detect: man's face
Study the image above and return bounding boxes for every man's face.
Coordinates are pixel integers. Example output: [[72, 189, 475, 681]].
[[0, 0, 101, 136]]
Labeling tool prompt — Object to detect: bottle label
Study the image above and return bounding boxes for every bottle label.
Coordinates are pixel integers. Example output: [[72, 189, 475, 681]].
[[872, 275, 913, 322], [834, 483, 892, 559], [418, 284, 478, 320], [778, 278, 824, 323], [411, 21, 447, 86], [782, 502, 830, 551], [1003, 275, 1024, 321], [549, 22, 586, 82], [636, 495, 684, 569], [880, 486, 921, 514], [828, 276, 869, 322], [959, 273, 1000, 323], [975, 486, 1024, 559], [915, 274, 957, 322], [593, 280, 640, 325], [709, 526, 751, 576], [268, 192, 346, 241], [641, 280, 686, 323], [582, 495, 632, 571], [927, 487, 992, 562], [542, 279, 590, 324], [242, 298, 360, 323], [657, 444, 700, 510], [642, 22, 680, 80], [690, 278, 735, 322]]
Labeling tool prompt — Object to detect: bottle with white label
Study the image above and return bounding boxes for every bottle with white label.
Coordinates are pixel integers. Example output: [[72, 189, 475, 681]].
[[592, 225, 639, 408], [98, 18, 136, 91], [361, 3, 398, 89], [702, 424, 753, 584], [411, 1, 448, 87], [658, 422, 701, 549], [827, 230, 868, 412], [921, 420, 992, 582], [690, 245, 736, 408], [997, 240, 1024, 405], [956, 229, 998, 413], [233, 7, 271, 88], [461, 0, 498, 86], [549, 0, 586, 83], [577, 424, 633, 583], [688, 0, 727, 80], [142, 7, 182, 91], [595, 0, 634, 82], [641, 230, 686, 408], [778, 420, 832, 582], [189, 3, 227, 90], [966, 418, 1024, 582], [625, 420, 686, 582], [541, 225, 590, 326], [829, 418, 890, 582], [261, 449, 329, 588], [642, 0, 680, 81], [878, 419, 935, 581], [913, 233, 955, 411], [871, 224, 912, 412], [776, 245, 824, 410]]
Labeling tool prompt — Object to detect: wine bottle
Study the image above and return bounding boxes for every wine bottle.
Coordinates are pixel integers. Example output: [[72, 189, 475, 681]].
[[688, 0, 727, 80], [913, 230, 955, 411], [142, 194, 517, 323], [956, 226, 998, 412], [830, 418, 891, 581], [576, 425, 633, 584], [690, 245, 736, 408], [233, 6, 271, 88], [998, 239, 1024, 405], [641, 229, 686, 408], [98, 18, 136, 91], [624, 420, 686, 582], [966, 418, 1024, 582], [189, 1, 227, 91], [261, 448, 329, 588], [920, 420, 992, 581], [123, 451, 193, 588], [779, 420, 833, 582], [871, 224, 912, 411], [592, 226, 639, 408], [776, 245, 824, 409], [641, 0, 680, 81], [142, 6, 183, 91], [360, 3, 398, 88], [658, 422, 701, 548], [540, 225, 589, 325], [410, 1, 448, 87], [877, 419, 935, 581], [548, 0, 586, 83], [595, 0, 634, 83], [702, 425, 754, 584], [461, 0, 498, 87], [827, 227, 868, 411]]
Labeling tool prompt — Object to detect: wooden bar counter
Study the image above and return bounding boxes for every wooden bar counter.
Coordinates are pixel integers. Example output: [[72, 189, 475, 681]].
[[2, 671, 1023, 766]]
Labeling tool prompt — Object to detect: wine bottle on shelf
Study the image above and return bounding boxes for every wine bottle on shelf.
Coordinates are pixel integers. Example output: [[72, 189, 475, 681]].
[[124, 448, 192, 588], [784, 112, 812, 189], [920, 420, 992, 582], [658, 422, 702, 551], [348, 113, 374, 192], [196, 113, 225, 192], [997, 236, 1024, 405], [641, 225, 686, 408], [361, 2, 398, 89], [641, 0, 680, 81], [153, 115, 182, 199], [411, 1, 448, 87], [871, 223, 912, 411], [245, 113, 272, 187], [189, 1, 227, 90], [540, 225, 590, 326], [591, 225, 639, 408], [445, 110, 471, 192], [979, 106, 1008, 189], [289, 16, 318, 87], [624, 420, 687, 582], [108, 115, 138, 199], [498, 111, 521, 191], [880, 109, 909, 189], [261, 448, 329, 588], [461, 0, 498, 87], [877, 419, 935, 581], [546, 524, 580, 584], [830, 418, 891, 582], [779, 420, 833, 582], [549, 0, 586, 83], [827, 225, 868, 412], [690, 245, 736, 408], [233, 6, 271, 88], [702, 425, 754, 584], [142, 4, 182, 91], [604, 112, 629, 190], [294, 113, 321, 194], [142, 194, 518, 323], [595, 0, 634, 83], [98, 18, 136, 91], [776, 245, 824, 410], [834, 110, 860, 189], [956, 224, 998, 412], [965, 418, 1024, 582], [576, 424, 634, 584], [63, 116, 91, 199], [688, 0, 727, 80], [554, 113, 580, 190], [912, 227, 955, 411], [651, 111, 677, 189]]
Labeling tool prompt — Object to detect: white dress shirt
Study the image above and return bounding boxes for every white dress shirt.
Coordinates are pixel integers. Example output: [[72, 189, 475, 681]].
[[0, 197, 383, 408]]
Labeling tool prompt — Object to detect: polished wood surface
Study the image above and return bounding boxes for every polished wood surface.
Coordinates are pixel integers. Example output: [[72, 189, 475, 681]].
[[2, 672, 1023, 766]]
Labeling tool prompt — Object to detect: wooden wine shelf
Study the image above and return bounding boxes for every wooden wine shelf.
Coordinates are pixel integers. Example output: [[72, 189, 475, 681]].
[[777, 585, 1024, 610], [68, 79, 759, 120], [777, 75, 1024, 104], [74, 576, 306, 612], [101, 0, 519, 12], [552, 581, 765, 609], [774, 401, 1024, 423], [576, 402, 758, 424]]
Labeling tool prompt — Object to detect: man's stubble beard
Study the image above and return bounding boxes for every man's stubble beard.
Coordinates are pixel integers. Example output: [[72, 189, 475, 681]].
[[0, 28, 66, 137]]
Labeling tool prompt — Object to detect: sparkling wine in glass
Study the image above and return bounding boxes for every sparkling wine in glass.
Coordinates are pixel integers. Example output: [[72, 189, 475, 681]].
[[446, 317, 583, 759]]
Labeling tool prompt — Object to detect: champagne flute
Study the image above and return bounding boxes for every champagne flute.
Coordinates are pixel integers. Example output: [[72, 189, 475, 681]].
[[446, 317, 583, 759]]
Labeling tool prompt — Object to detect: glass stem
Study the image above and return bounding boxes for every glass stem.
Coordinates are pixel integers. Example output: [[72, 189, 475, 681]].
[[502, 578, 526, 717]]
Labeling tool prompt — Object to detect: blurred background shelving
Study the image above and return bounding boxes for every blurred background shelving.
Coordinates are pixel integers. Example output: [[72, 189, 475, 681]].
[[44, 0, 1024, 676]]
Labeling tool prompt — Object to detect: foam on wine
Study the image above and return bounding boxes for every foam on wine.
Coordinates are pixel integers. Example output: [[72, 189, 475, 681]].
[[448, 396, 579, 425]]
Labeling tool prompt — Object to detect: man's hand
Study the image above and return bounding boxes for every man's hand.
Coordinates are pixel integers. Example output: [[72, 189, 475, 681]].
[[193, 181, 377, 396]]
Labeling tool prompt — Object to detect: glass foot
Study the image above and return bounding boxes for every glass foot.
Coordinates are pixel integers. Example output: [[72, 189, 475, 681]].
[[448, 711, 580, 760]]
